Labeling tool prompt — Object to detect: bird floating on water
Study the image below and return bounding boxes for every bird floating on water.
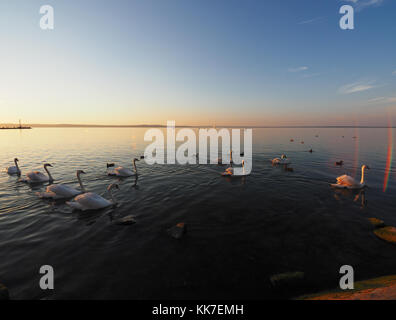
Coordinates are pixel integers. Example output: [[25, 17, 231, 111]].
[[66, 183, 119, 211], [330, 165, 370, 190], [335, 160, 344, 166], [272, 154, 290, 165], [222, 160, 248, 176], [24, 163, 54, 183], [37, 170, 86, 199], [107, 158, 139, 177], [6, 158, 21, 175]]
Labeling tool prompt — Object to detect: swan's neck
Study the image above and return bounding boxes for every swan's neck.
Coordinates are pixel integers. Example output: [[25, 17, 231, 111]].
[[133, 160, 138, 174], [14, 160, 20, 174], [77, 173, 86, 192], [360, 166, 365, 185], [44, 166, 54, 181]]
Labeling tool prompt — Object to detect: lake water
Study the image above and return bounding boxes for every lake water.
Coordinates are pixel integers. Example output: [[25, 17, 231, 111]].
[[1, 127, 395, 299]]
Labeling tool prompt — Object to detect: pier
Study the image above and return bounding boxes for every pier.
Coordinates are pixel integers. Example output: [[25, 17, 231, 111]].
[[0, 120, 32, 130]]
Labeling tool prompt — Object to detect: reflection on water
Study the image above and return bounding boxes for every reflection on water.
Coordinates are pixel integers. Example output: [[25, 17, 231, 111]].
[[0, 127, 395, 299]]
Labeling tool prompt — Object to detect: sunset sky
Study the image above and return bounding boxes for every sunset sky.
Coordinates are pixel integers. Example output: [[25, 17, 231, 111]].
[[1, 0, 396, 126]]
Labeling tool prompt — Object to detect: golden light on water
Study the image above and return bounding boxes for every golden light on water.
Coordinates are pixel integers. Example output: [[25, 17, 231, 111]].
[[383, 120, 393, 192]]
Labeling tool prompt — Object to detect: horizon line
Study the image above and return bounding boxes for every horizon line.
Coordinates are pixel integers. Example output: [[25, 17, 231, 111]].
[[1, 123, 396, 129]]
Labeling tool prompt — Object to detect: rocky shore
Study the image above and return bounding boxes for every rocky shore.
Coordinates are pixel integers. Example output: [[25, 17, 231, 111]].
[[298, 275, 396, 300]]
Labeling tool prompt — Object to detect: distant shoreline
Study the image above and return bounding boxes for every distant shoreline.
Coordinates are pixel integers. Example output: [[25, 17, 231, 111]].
[[0, 126, 32, 130], [1, 124, 395, 129]]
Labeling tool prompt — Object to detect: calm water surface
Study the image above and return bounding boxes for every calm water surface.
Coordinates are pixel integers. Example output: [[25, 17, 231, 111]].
[[1, 128, 396, 299]]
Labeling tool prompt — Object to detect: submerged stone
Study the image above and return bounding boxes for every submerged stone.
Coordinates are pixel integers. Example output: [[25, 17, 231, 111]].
[[0, 283, 9, 300], [368, 218, 385, 229], [374, 226, 396, 245], [270, 271, 305, 288], [167, 223, 186, 239], [116, 215, 136, 225]]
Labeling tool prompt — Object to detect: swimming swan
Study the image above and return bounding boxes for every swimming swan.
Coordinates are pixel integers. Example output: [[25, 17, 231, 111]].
[[6, 158, 21, 175], [25, 163, 54, 183], [222, 160, 248, 176], [107, 158, 139, 177], [66, 183, 119, 211], [272, 154, 290, 165], [331, 165, 370, 189], [37, 170, 86, 199]]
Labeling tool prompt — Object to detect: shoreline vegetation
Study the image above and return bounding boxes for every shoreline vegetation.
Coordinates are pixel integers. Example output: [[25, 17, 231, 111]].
[[1, 123, 396, 129], [297, 275, 396, 300]]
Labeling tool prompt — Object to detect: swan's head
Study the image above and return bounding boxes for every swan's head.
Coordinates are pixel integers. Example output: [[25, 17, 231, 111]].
[[281, 154, 287, 159], [14, 158, 19, 162], [44, 163, 52, 168], [242, 160, 245, 166], [77, 170, 86, 175], [107, 183, 119, 191], [140, 155, 145, 159], [133, 158, 139, 162], [362, 165, 370, 170], [106, 163, 115, 168]]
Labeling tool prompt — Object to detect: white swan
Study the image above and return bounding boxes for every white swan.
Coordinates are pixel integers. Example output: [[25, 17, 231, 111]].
[[6, 158, 21, 175], [222, 160, 248, 176], [272, 154, 290, 165], [107, 158, 139, 177], [66, 183, 119, 211], [37, 170, 86, 199], [25, 163, 54, 183], [331, 165, 370, 189]]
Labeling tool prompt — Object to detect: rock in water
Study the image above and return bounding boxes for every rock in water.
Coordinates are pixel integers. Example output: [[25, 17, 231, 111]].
[[374, 226, 396, 245], [368, 218, 385, 229], [270, 272, 305, 288], [116, 215, 136, 225], [0, 283, 9, 300], [167, 223, 186, 239]]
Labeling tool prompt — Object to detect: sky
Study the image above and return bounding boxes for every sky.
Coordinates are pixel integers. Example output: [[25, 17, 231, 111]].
[[0, 0, 395, 126]]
